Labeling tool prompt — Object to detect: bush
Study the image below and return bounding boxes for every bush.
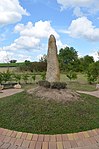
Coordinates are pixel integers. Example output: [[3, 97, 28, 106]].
[[50, 82, 67, 89], [66, 71, 77, 80], [38, 80, 50, 88], [41, 72, 46, 80], [0, 73, 3, 84]]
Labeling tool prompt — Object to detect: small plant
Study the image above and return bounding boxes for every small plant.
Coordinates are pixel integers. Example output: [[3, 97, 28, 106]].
[[0, 73, 3, 84], [2, 70, 12, 83], [22, 73, 29, 84], [50, 82, 67, 89], [32, 74, 36, 82], [13, 74, 21, 84], [38, 80, 50, 88], [41, 72, 46, 80], [66, 71, 77, 81]]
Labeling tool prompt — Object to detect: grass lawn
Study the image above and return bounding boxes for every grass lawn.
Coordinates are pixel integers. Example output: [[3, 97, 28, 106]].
[[0, 91, 99, 134]]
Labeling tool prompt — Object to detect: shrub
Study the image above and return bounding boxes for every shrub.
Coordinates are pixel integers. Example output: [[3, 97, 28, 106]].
[[2, 70, 12, 83], [13, 74, 21, 84], [31, 74, 36, 82], [66, 71, 77, 80], [38, 80, 50, 88], [41, 72, 46, 80], [0, 73, 3, 84], [22, 73, 29, 84], [50, 82, 67, 90]]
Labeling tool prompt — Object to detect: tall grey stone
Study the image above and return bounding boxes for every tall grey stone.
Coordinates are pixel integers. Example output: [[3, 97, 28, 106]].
[[46, 34, 60, 82]]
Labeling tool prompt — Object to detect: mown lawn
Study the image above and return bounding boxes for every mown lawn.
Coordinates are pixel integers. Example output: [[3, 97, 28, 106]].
[[0, 91, 99, 134]]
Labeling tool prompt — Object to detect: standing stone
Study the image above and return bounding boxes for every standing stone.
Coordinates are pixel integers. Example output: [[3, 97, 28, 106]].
[[46, 34, 60, 82]]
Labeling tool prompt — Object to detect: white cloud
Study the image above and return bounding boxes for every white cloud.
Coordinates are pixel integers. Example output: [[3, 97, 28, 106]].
[[0, 0, 29, 25], [64, 17, 99, 41], [0, 21, 64, 62], [14, 21, 59, 39], [89, 51, 99, 61], [57, 0, 99, 16]]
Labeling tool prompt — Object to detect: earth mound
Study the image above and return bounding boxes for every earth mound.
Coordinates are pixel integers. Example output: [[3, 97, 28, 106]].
[[27, 86, 80, 102]]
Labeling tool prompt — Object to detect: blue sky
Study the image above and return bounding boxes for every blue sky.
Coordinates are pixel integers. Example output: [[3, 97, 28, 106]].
[[0, 0, 99, 62]]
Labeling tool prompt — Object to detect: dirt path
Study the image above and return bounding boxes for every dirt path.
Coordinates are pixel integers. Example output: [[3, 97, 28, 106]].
[[0, 89, 24, 98], [77, 90, 99, 98]]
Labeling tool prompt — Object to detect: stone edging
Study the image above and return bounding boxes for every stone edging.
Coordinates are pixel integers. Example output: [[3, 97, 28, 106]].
[[0, 128, 99, 149]]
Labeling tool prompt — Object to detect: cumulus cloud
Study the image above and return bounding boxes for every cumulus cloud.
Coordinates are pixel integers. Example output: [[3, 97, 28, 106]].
[[89, 51, 99, 61], [0, 0, 29, 25], [64, 17, 99, 41], [57, 0, 99, 16], [0, 21, 63, 62]]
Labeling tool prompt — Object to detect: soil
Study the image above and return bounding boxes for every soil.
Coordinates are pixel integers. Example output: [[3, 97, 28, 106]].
[[27, 86, 80, 102]]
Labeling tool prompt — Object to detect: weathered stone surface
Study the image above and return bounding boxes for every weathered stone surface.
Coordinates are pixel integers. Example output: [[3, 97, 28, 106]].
[[46, 35, 60, 82], [14, 84, 21, 89]]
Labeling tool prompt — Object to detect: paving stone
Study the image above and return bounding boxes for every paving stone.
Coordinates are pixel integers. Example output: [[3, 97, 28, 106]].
[[49, 142, 56, 149], [44, 135, 50, 142], [26, 134, 33, 141], [21, 140, 30, 148], [63, 141, 71, 148], [32, 134, 38, 141], [14, 139, 23, 147], [50, 135, 56, 142], [35, 142, 42, 149], [57, 142, 63, 149], [42, 142, 48, 149], [38, 135, 44, 142], [0, 142, 11, 149], [16, 133, 22, 139], [29, 141, 36, 149]]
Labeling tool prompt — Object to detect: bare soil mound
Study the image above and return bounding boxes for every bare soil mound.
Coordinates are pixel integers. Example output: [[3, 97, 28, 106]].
[[27, 86, 80, 102]]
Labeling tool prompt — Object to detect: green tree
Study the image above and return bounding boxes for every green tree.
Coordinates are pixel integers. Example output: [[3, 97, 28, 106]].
[[87, 61, 99, 84], [58, 47, 78, 72], [79, 55, 94, 72]]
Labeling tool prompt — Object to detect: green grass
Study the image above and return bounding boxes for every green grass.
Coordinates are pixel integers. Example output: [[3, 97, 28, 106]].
[[0, 62, 23, 67], [0, 91, 99, 134]]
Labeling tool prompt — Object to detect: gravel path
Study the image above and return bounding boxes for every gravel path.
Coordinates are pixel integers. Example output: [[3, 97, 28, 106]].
[[0, 89, 24, 98], [77, 90, 99, 98]]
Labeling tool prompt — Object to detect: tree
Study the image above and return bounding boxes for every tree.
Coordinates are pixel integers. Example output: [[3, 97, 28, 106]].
[[87, 61, 99, 84], [10, 60, 17, 63], [58, 47, 78, 71], [79, 55, 94, 72]]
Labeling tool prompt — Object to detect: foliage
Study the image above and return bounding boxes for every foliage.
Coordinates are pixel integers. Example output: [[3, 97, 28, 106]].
[[0, 73, 3, 84], [79, 55, 94, 72], [38, 80, 50, 88], [58, 47, 78, 71], [2, 70, 12, 83], [13, 74, 21, 84], [9, 60, 17, 63], [87, 61, 99, 84], [67, 71, 77, 81], [31, 74, 36, 82], [19, 62, 47, 72], [22, 73, 29, 84], [41, 72, 46, 80], [50, 82, 67, 89]]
